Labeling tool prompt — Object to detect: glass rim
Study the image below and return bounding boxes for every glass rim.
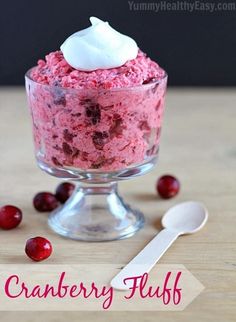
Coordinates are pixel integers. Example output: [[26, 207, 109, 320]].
[[25, 67, 168, 92]]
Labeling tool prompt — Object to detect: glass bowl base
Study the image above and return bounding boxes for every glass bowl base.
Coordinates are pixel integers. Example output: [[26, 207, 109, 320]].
[[48, 183, 144, 241], [37, 155, 157, 183]]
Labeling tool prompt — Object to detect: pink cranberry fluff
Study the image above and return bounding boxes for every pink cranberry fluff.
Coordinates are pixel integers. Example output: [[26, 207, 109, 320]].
[[31, 50, 165, 90], [27, 50, 167, 171]]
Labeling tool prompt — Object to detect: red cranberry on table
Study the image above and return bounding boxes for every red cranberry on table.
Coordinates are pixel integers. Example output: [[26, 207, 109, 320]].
[[25, 236, 52, 261], [33, 192, 59, 212], [0, 205, 22, 230], [156, 175, 180, 199], [55, 182, 75, 203]]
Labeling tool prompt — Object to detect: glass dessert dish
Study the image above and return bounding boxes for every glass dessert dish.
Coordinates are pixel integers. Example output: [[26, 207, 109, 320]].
[[25, 70, 167, 241]]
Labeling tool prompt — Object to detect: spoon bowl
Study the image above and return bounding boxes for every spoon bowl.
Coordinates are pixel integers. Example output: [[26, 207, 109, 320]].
[[161, 201, 208, 234]]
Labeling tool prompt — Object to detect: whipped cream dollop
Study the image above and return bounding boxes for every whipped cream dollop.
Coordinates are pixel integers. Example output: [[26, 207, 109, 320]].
[[60, 17, 138, 71]]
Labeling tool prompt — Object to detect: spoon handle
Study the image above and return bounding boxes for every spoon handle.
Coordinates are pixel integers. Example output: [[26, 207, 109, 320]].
[[111, 228, 179, 290]]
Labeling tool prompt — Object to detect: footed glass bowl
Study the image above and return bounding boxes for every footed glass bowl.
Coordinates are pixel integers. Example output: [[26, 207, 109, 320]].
[[25, 69, 167, 241]]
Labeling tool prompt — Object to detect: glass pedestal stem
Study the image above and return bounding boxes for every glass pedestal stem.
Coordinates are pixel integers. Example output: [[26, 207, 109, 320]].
[[48, 182, 144, 241]]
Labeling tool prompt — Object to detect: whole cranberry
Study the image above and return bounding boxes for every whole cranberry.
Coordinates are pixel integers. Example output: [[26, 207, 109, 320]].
[[33, 192, 59, 212], [55, 182, 75, 203], [156, 175, 180, 199], [25, 236, 52, 261], [0, 205, 22, 230]]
